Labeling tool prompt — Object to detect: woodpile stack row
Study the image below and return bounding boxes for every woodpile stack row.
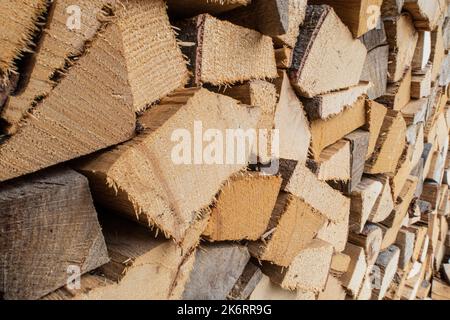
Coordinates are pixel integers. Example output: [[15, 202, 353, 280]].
[[1, 0, 450, 300]]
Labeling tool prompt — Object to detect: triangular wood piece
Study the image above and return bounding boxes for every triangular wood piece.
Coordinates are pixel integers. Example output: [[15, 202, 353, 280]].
[[289, 5, 367, 97], [77, 88, 259, 243]]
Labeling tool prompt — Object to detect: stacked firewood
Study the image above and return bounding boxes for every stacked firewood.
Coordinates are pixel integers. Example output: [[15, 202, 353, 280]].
[[0, 0, 449, 300]]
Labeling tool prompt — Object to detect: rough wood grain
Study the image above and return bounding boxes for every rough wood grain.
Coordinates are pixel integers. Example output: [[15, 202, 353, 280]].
[[301, 82, 370, 120], [249, 192, 327, 267], [310, 96, 367, 160], [274, 71, 311, 164], [349, 223, 383, 268], [285, 165, 351, 223], [77, 88, 259, 243], [341, 243, 367, 297], [330, 130, 370, 194], [365, 110, 407, 174], [228, 262, 263, 300], [371, 245, 400, 300], [383, 13, 418, 83], [350, 178, 383, 233], [0, 23, 137, 182], [376, 68, 412, 110], [2, 0, 188, 132], [289, 5, 367, 97], [44, 214, 202, 300], [0, 168, 109, 300], [182, 243, 250, 300], [306, 140, 351, 182], [177, 14, 277, 86], [222, 0, 290, 37], [368, 175, 395, 223], [203, 173, 282, 241], [403, 0, 447, 31], [364, 100, 388, 158]]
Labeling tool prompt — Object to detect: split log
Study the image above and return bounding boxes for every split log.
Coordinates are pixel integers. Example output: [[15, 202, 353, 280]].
[[167, 0, 251, 17], [182, 243, 250, 300], [341, 243, 368, 297], [262, 239, 334, 293], [388, 144, 416, 200], [77, 88, 259, 243], [221, 0, 291, 37], [249, 275, 300, 300], [306, 140, 351, 182], [177, 14, 277, 86], [249, 192, 327, 267], [431, 278, 450, 300], [417, 280, 432, 299], [376, 68, 412, 110], [329, 130, 370, 194], [317, 213, 350, 253], [288, 5, 367, 97], [274, 71, 311, 164], [2, 0, 109, 131], [350, 178, 383, 233], [310, 96, 367, 160], [364, 100, 388, 158], [444, 17, 450, 50], [275, 47, 293, 69], [0, 0, 48, 74], [302, 82, 370, 121], [357, 275, 374, 300], [203, 173, 282, 241], [439, 53, 450, 86], [214, 80, 277, 163], [331, 253, 351, 276], [402, 98, 429, 125], [0, 168, 109, 300], [403, 0, 447, 31], [421, 182, 441, 209], [381, 0, 404, 16], [412, 31, 431, 71], [395, 229, 416, 269], [368, 175, 395, 223], [228, 262, 263, 300], [422, 143, 434, 179], [403, 261, 427, 300], [360, 44, 389, 100], [44, 214, 202, 300], [411, 64, 432, 98], [348, 223, 383, 268], [371, 245, 401, 300], [380, 176, 419, 250], [431, 26, 446, 81], [383, 14, 419, 83], [407, 225, 429, 263], [411, 160, 425, 197], [365, 110, 407, 174], [284, 164, 351, 223], [0, 22, 138, 182], [2, 0, 188, 133], [309, 0, 383, 38], [273, 0, 309, 48]]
